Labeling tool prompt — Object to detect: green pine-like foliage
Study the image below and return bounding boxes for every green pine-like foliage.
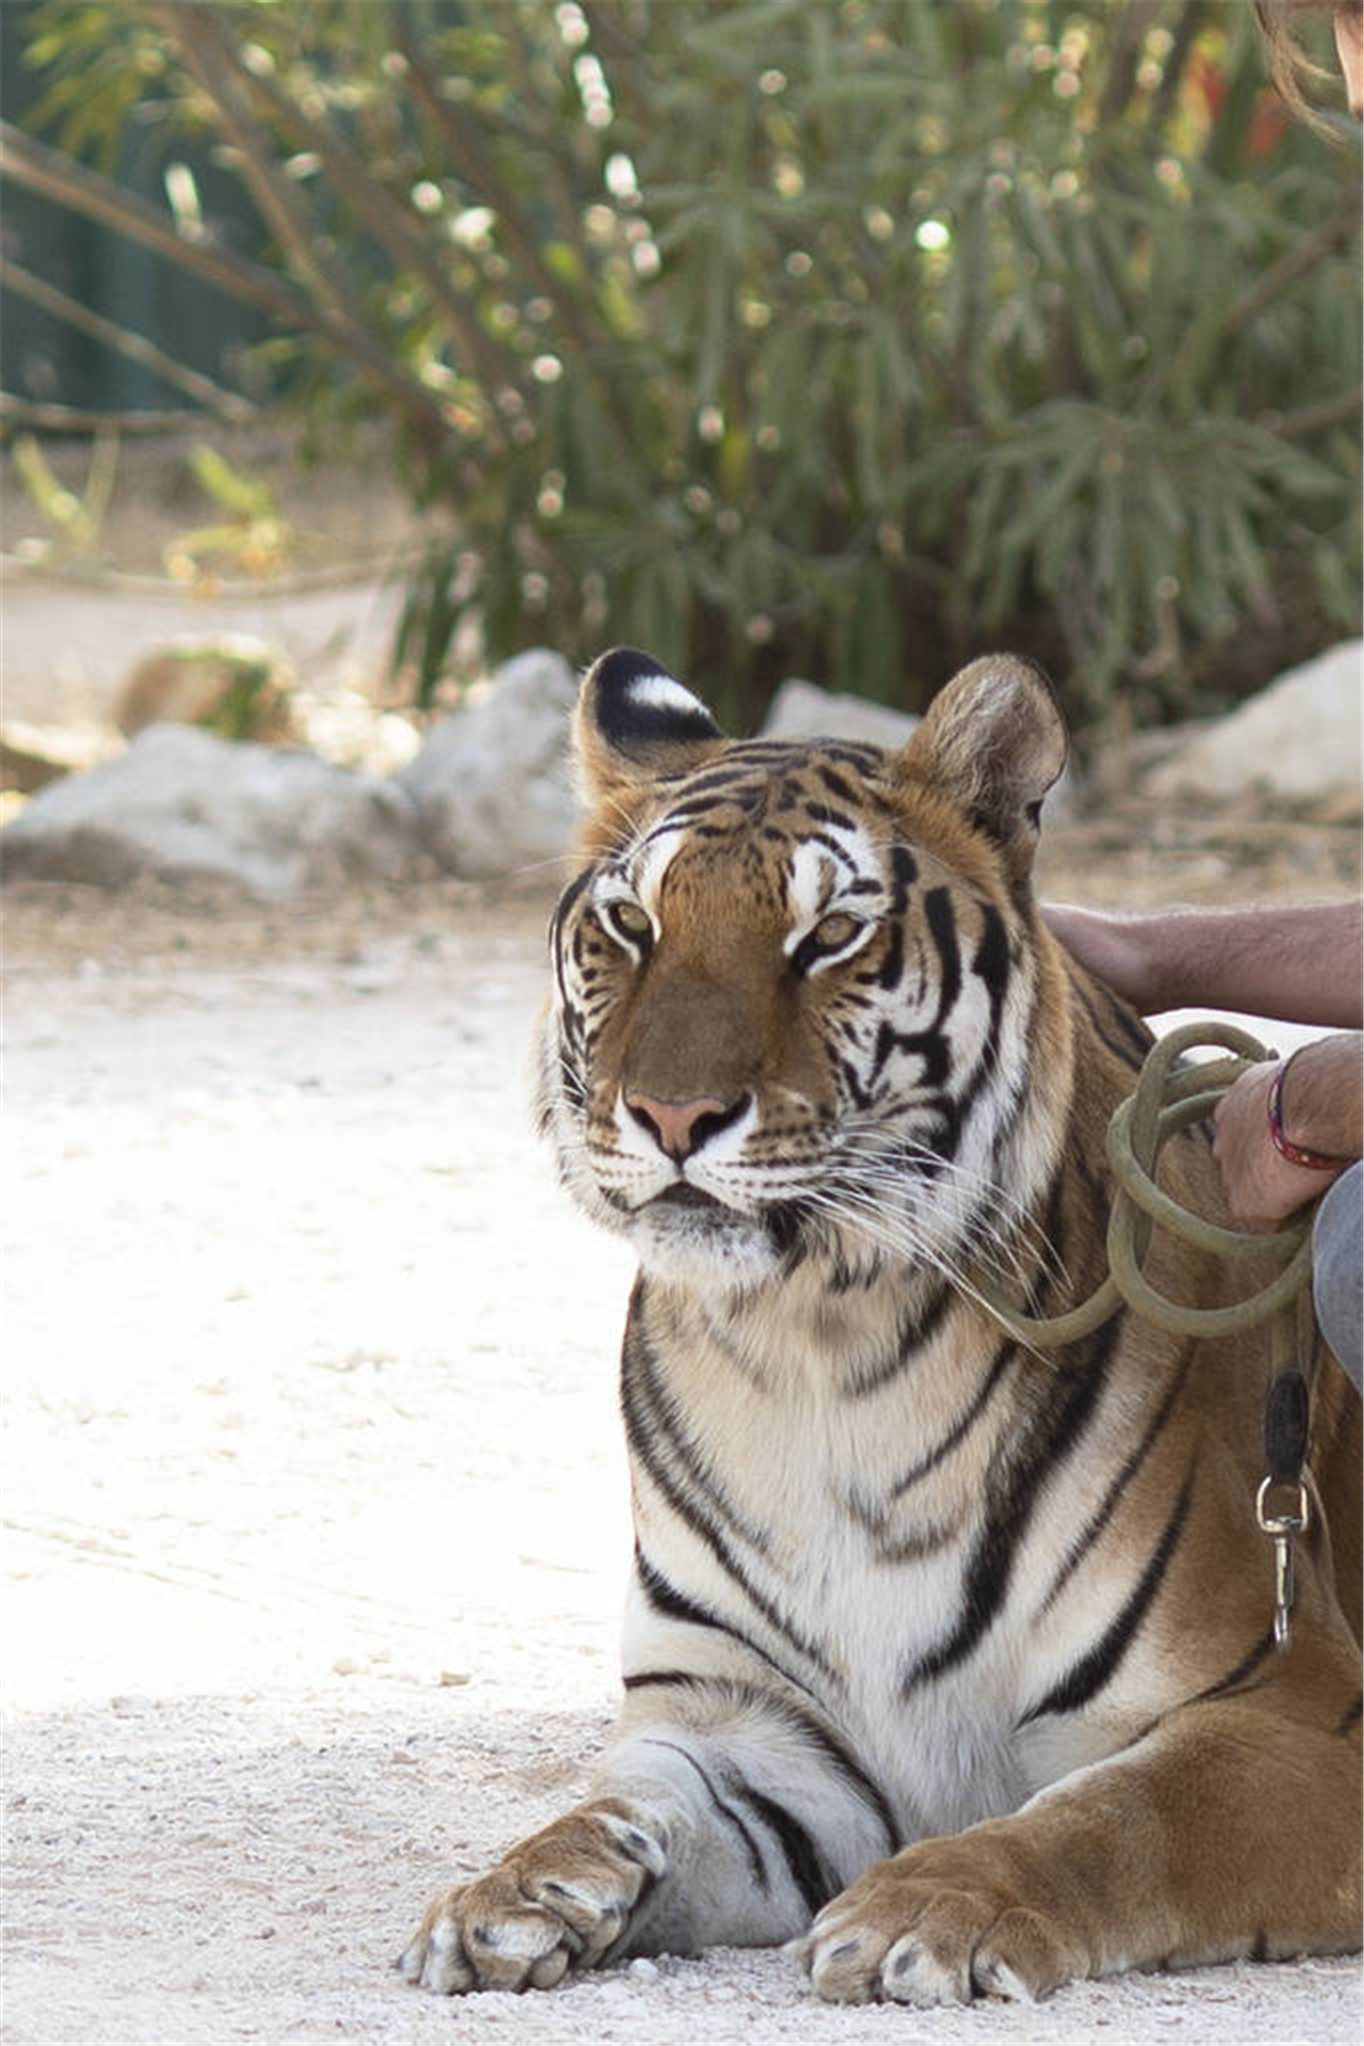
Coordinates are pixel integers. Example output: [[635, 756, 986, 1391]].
[[9, 0, 1361, 734]]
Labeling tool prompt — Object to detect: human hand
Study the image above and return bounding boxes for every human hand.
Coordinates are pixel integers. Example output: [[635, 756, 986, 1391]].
[[1040, 905, 1165, 1013], [1211, 1061, 1331, 1233]]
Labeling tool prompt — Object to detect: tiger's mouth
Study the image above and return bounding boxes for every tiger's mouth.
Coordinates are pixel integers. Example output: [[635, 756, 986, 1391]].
[[643, 1183, 809, 1259], [647, 1184, 726, 1213]]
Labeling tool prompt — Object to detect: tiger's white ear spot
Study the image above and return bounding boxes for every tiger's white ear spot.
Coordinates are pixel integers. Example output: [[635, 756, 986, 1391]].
[[587, 648, 720, 754], [626, 671, 708, 718], [575, 648, 723, 810]]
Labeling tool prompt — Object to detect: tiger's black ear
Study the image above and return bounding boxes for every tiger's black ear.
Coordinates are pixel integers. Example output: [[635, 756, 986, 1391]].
[[899, 653, 1067, 882], [575, 647, 724, 805]]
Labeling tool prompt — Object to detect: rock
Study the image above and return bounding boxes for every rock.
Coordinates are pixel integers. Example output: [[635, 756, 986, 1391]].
[[761, 678, 920, 748], [1, 732, 71, 795], [398, 648, 578, 880], [0, 725, 418, 899], [1143, 641, 1363, 804], [115, 633, 300, 743]]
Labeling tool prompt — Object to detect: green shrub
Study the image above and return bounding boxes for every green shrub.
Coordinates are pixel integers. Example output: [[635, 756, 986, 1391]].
[[8, 0, 1361, 733]]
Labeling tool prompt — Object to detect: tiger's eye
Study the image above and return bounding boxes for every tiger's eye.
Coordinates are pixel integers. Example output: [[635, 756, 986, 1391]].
[[609, 899, 652, 940], [812, 911, 860, 950]]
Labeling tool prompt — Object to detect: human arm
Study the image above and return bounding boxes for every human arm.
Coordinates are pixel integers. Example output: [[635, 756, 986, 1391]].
[[1040, 900, 1363, 1027], [1211, 1031, 1363, 1231]]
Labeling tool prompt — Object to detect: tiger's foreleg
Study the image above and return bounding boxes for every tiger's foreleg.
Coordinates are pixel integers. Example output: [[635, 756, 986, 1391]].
[[799, 1683, 1363, 2007], [399, 1683, 894, 1994]]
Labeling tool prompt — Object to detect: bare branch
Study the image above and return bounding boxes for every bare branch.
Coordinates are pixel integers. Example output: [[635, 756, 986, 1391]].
[[1097, 0, 1168, 126], [158, 1, 517, 409], [0, 394, 213, 435], [392, 31, 596, 361], [1149, 1, 1209, 132], [0, 255, 257, 421], [147, 2, 354, 326], [1267, 385, 1363, 438], [1223, 196, 1359, 334], [0, 119, 313, 325], [0, 120, 454, 445]]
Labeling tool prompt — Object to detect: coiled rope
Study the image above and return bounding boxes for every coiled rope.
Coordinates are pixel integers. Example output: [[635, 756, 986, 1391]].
[[974, 1019, 1314, 1365]]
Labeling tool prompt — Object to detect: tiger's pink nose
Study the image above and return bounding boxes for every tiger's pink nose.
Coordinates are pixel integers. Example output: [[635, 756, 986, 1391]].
[[624, 1090, 747, 1162]]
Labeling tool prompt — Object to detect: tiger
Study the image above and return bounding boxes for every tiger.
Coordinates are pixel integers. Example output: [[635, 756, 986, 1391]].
[[400, 647, 1362, 2008]]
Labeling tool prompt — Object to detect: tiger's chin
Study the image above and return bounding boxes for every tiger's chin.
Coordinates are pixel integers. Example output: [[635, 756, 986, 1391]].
[[627, 1186, 799, 1292]]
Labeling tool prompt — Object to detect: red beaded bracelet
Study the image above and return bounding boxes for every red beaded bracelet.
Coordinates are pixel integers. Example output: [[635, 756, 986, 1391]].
[[1267, 1056, 1352, 1172]]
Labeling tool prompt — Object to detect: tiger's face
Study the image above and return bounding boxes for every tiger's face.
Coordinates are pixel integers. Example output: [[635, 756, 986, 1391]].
[[538, 650, 1072, 1294]]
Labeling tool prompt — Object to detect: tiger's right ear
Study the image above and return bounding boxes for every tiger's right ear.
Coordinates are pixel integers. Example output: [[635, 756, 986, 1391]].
[[575, 647, 724, 806]]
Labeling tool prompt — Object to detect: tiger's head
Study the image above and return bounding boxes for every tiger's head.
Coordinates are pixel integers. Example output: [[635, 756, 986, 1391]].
[[537, 649, 1075, 1296]]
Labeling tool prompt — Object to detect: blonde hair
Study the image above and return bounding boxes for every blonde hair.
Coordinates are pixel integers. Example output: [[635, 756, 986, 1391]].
[[1255, 0, 1361, 127]]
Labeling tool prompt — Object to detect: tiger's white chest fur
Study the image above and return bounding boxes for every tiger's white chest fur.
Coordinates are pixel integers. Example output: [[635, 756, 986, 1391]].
[[619, 1250, 1144, 1845]]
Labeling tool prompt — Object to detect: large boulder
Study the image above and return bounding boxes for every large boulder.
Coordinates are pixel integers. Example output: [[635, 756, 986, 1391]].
[[762, 678, 920, 748], [398, 648, 578, 880], [0, 724, 417, 899], [1144, 641, 1363, 804]]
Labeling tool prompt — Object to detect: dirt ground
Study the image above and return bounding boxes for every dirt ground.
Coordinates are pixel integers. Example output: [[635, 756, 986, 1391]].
[[3, 868, 1361, 2046], [3, 588, 1363, 2042]]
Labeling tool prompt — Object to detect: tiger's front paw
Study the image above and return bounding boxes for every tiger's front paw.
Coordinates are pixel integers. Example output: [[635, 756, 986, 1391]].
[[397, 1798, 668, 1995], [795, 1836, 1089, 2008]]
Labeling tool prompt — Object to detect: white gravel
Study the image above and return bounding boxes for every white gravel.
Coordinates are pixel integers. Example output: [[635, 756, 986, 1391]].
[[3, 910, 1360, 2045]]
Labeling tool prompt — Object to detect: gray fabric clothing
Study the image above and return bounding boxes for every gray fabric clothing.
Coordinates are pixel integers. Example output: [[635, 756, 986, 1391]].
[[1313, 1160, 1363, 1391]]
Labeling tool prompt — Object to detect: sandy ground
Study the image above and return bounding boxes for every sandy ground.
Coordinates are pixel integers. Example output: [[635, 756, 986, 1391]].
[[2, 836, 1361, 2046]]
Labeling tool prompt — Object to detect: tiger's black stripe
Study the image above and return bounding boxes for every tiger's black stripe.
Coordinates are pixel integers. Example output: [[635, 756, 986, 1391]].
[[1066, 968, 1150, 1078], [551, 867, 595, 1007], [1037, 1337, 1197, 1615], [637, 1737, 767, 1890], [1020, 1464, 1196, 1725], [901, 1313, 1120, 1694], [624, 1666, 705, 1691], [622, 1663, 899, 1852], [871, 1510, 967, 1566], [876, 918, 905, 991], [812, 763, 863, 807], [1102, 1623, 1282, 1749], [1192, 1625, 1277, 1706], [633, 1553, 825, 1707], [888, 1338, 1016, 1494], [804, 810, 859, 841], [636, 1550, 727, 1633], [733, 1783, 836, 1916], [1097, 976, 1155, 1066], [622, 1341, 838, 1679], [661, 763, 775, 801], [842, 1285, 952, 1399], [972, 902, 1012, 1038], [921, 900, 1017, 1139], [625, 1312, 773, 1557], [923, 885, 962, 1021], [865, 886, 964, 1107], [1335, 1692, 1363, 1737]]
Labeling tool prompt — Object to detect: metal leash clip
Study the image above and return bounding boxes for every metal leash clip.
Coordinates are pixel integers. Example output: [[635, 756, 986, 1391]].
[[1259, 1355, 1312, 1650], [1255, 1474, 1310, 1649]]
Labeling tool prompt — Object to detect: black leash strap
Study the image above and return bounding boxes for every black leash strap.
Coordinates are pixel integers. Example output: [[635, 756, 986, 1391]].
[[1263, 1367, 1310, 1486], [1256, 1299, 1316, 1650]]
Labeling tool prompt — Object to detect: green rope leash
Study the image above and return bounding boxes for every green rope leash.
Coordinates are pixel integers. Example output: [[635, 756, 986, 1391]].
[[974, 1020, 1313, 1355], [972, 1020, 1319, 1648]]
